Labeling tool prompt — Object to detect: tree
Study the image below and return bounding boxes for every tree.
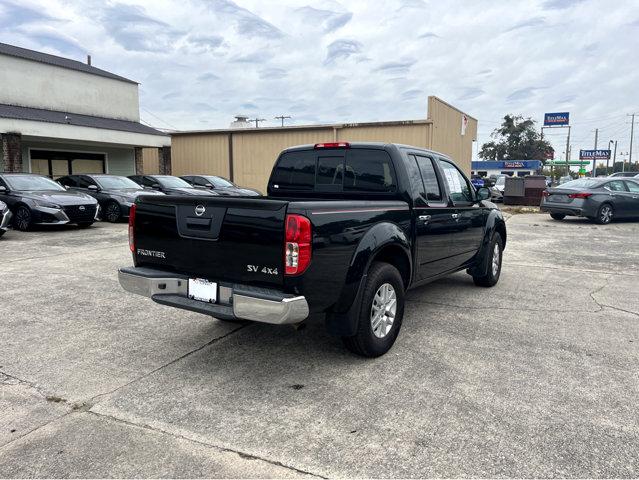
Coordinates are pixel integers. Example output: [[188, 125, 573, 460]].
[[479, 115, 554, 162]]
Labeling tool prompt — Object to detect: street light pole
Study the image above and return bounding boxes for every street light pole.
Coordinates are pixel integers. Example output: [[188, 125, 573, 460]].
[[592, 128, 598, 177], [607, 140, 614, 174], [613, 140, 618, 172]]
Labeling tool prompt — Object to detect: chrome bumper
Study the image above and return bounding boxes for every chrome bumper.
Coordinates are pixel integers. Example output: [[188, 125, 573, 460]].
[[118, 267, 309, 325], [0, 209, 12, 230]]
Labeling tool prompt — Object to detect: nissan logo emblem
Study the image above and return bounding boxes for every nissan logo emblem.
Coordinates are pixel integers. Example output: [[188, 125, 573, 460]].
[[79, 206, 86, 211], [194, 204, 206, 216]]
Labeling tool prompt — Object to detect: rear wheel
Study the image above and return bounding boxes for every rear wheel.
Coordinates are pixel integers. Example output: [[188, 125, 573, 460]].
[[342, 262, 405, 357], [103, 201, 121, 223], [594, 203, 614, 225], [550, 213, 565, 220], [13, 206, 32, 231], [472, 232, 503, 287]]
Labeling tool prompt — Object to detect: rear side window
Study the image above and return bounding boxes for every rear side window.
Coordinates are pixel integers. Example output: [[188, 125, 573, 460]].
[[270, 149, 396, 193], [270, 151, 315, 190], [606, 180, 627, 192], [344, 150, 396, 192], [625, 181, 639, 192]]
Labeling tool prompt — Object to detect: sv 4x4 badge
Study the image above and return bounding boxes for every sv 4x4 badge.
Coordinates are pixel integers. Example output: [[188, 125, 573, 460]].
[[246, 265, 278, 275]]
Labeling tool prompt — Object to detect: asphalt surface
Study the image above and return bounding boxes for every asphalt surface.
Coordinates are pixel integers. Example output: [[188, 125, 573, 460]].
[[0, 214, 637, 478]]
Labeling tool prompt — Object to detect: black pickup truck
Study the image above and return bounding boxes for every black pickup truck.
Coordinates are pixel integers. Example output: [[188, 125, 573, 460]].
[[119, 142, 506, 357]]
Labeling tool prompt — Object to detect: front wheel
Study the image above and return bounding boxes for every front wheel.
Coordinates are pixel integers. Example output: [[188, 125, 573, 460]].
[[472, 232, 503, 287], [342, 262, 405, 357], [594, 203, 614, 225], [103, 201, 121, 223], [13, 206, 32, 231], [550, 213, 565, 220]]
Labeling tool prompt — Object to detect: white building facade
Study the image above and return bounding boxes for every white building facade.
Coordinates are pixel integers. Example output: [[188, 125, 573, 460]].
[[0, 42, 170, 177]]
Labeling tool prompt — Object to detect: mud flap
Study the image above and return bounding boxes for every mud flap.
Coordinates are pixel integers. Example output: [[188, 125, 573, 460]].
[[325, 274, 367, 337]]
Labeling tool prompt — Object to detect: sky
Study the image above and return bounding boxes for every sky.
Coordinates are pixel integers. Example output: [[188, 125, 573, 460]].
[[1, 0, 639, 163]]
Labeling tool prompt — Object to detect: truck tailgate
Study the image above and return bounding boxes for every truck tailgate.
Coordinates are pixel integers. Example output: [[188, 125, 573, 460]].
[[133, 195, 288, 287]]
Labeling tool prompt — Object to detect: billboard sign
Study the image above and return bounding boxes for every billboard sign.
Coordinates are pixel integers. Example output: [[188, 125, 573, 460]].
[[579, 149, 611, 160], [504, 161, 525, 168], [544, 112, 570, 126]]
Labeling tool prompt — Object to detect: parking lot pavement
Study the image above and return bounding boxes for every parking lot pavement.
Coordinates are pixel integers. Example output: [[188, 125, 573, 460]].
[[0, 214, 638, 478]]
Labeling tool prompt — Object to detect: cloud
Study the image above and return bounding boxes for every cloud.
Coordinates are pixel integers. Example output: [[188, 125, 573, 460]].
[[100, 3, 182, 52], [259, 67, 288, 79], [504, 16, 546, 32], [542, 0, 585, 9], [294, 6, 352, 32], [418, 32, 440, 39], [324, 39, 362, 64], [373, 60, 416, 74], [231, 51, 272, 63], [28, 31, 86, 57], [506, 87, 541, 102], [206, 0, 283, 39], [402, 89, 423, 100], [0, 1, 58, 28], [457, 87, 485, 101], [188, 34, 224, 50], [197, 72, 220, 82]]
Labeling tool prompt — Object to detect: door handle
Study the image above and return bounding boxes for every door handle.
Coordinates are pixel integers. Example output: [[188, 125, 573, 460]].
[[418, 215, 431, 223], [451, 213, 460, 219]]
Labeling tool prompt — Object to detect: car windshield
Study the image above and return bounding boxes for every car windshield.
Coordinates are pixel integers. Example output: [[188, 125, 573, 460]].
[[560, 179, 601, 189], [95, 176, 142, 190], [204, 176, 235, 188], [3, 175, 65, 191], [155, 176, 191, 188]]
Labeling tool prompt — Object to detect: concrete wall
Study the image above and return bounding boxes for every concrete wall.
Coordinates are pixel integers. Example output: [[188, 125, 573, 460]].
[[427, 96, 477, 175], [0, 55, 139, 121]]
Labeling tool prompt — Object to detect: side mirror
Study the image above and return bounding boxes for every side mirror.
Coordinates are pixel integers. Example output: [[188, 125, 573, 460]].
[[476, 187, 490, 201], [88, 185, 99, 191], [151, 183, 161, 190], [205, 183, 214, 189], [0, 186, 6, 193]]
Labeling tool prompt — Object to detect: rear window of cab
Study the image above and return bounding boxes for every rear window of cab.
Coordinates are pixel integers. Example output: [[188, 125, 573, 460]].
[[270, 149, 397, 193]]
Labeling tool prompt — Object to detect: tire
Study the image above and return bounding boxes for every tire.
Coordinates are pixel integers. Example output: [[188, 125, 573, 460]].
[[103, 201, 121, 223], [342, 262, 405, 357], [13, 205, 32, 231], [77, 222, 94, 228], [550, 213, 565, 220], [472, 232, 503, 288], [594, 203, 614, 225]]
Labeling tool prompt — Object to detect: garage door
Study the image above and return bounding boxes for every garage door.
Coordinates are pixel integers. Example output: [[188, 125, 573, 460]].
[[30, 150, 106, 179]]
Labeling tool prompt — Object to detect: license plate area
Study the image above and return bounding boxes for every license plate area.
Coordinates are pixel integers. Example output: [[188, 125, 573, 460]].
[[188, 278, 217, 303]]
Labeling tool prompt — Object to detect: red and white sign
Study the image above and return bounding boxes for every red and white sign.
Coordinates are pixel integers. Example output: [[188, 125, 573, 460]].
[[461, 114, 468, 136]]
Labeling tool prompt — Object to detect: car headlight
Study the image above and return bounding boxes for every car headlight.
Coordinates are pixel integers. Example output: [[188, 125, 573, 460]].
[[34, 200, 62, 209], [112, 195, 133, 205]]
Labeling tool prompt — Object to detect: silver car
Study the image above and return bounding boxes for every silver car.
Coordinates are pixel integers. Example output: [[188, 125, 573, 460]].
[[0, 200, 12, 237]]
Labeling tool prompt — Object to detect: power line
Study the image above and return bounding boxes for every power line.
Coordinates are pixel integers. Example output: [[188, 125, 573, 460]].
[[274, 115, 291, 127], [140, 107, 179, 130]]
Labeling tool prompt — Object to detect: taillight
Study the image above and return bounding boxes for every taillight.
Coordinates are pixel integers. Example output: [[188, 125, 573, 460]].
[[568, 192, 592, 199], [314, 142, 350, 149], [542, 190, 550, 197], [128, 203, 136, 253], [284, 214, 312, 275]]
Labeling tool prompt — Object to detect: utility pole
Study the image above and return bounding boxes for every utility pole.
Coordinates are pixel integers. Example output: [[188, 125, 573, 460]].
[[565, 126, 571, 178], [249, 118, 266, 128], [631, 114, 636, 165], [274, 115, 291, 127], [591, 128, 598, 177], [613, 140, 618, 173], [607, 140, 614, 174]]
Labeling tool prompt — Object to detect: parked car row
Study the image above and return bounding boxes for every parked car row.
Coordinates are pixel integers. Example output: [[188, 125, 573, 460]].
[[0, 172, 260, 235], [541, 177, 639, 224]]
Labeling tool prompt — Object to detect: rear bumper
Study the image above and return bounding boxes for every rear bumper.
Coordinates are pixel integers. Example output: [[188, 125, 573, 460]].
[[118, 266, 309, 325]]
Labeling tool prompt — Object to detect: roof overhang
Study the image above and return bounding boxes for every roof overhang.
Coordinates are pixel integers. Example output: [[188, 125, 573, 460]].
[[0, 117, 170, 148]]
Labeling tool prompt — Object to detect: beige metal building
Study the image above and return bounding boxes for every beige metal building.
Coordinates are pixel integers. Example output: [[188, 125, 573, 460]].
[[144, 96, 477, 193]]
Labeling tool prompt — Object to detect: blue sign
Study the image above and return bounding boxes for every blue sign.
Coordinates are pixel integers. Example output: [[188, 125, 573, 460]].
[[579, 149, 611, 160], [544, 112, 570, 126]]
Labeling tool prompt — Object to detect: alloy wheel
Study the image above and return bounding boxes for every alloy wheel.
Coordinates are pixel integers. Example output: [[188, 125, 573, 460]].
[[600, 205, 613, 224], [105, 202, 120, 222], [492, 243, 501, 277], [15, 207, 31, 231], [370, 283, 397, 339]]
